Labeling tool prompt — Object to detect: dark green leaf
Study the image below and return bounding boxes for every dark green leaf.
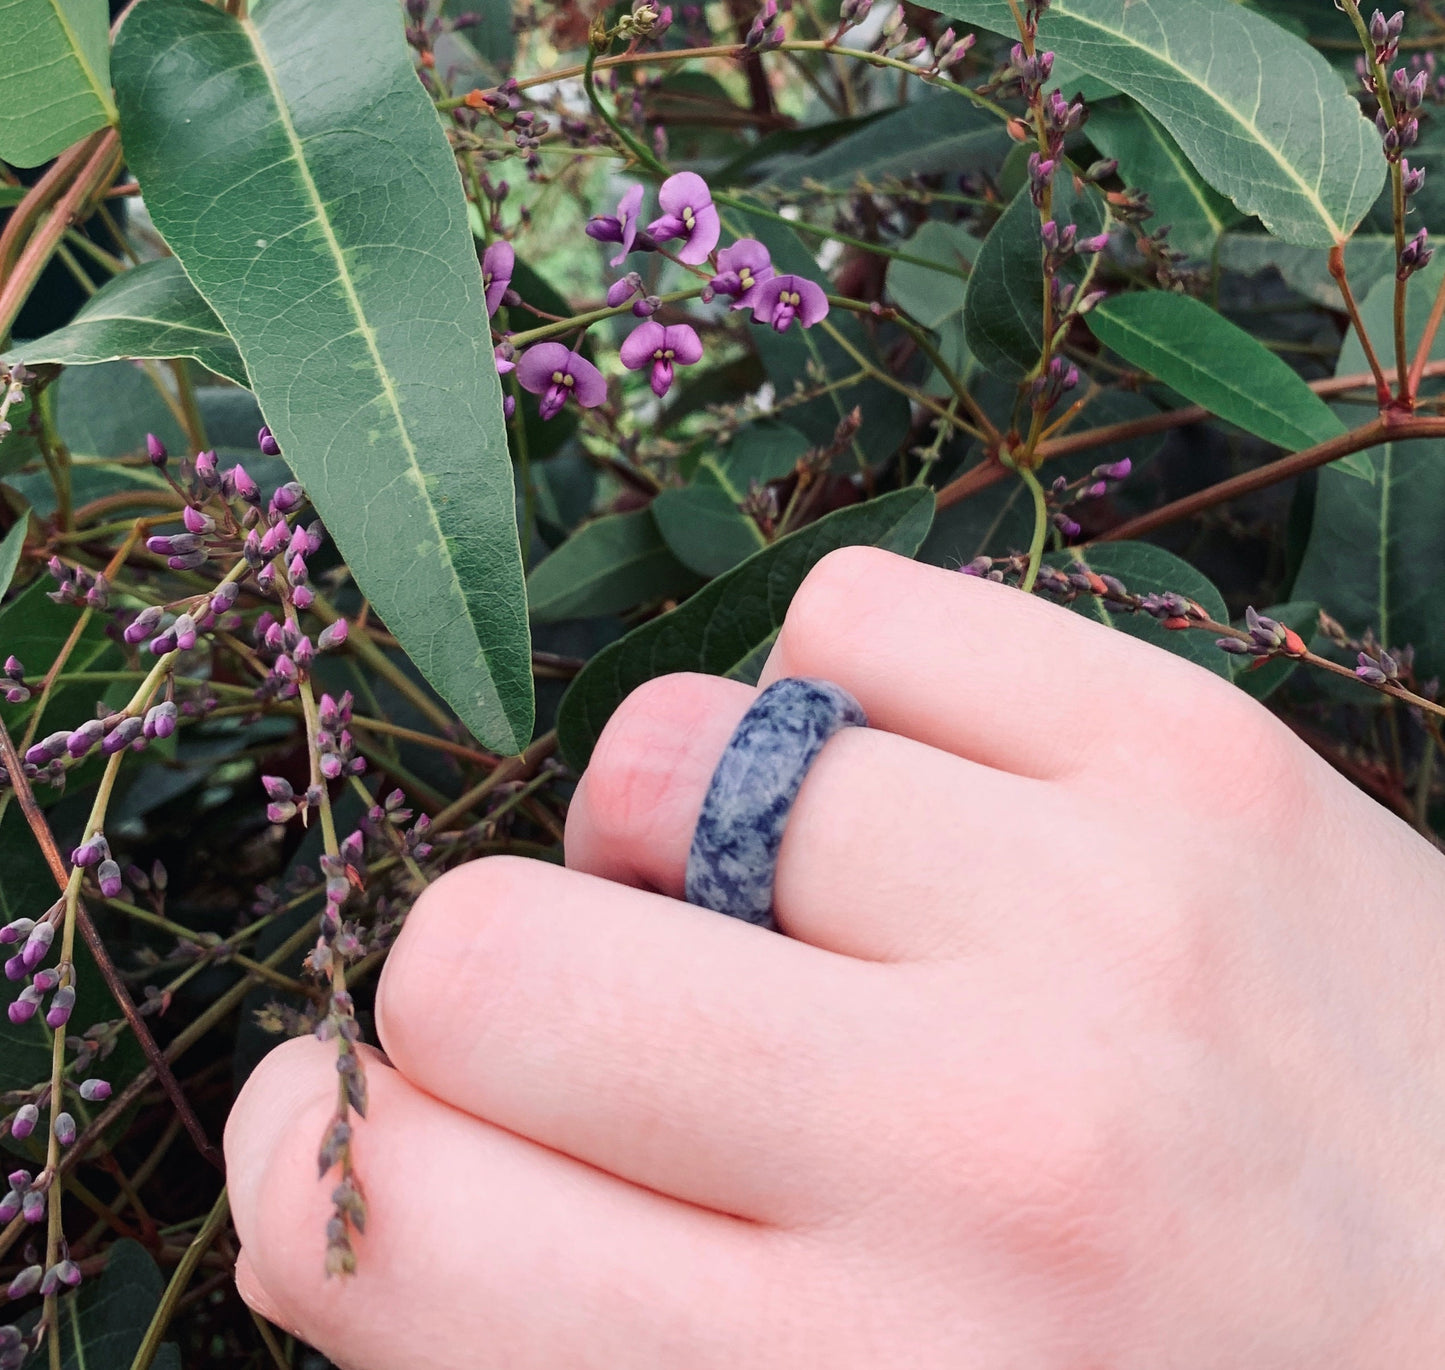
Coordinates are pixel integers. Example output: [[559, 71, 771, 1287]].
[[52, 1240, 180, 1370], [558, 488, 936, 767], [1085, 100, 1239, 259], [653, 467, 766, 578], [1219, 232, 1396, 310], [438, 0, 514, 82], [772, 92, 1011, 190], [0, 516, 26, 599], [888, 222, 977, 392], [526, 508, 701, 623], [719, 422, 810, 488], [0, 0, 116, 167], [1055, 542, 1231, 676], [113, 0, 532, 753], [2, 258, 248, 386], [1293, 259, 1445, 679], [0, 578, 115, 731], [965, 179, 1102, 381], [1086, 293, 1369, 477], [940, 0, 1383, 247], [715, 111, 887, 187]]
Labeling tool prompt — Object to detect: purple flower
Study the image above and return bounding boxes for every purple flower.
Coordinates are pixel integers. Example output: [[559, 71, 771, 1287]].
[[750, 274, 829, 333], [619, 321, 703, 398], [586, 184, 646, 268], [645, 172, 720, 265], [494, 345, 515, 376], [482, 240, 514, 317], [516, 343, 608, 420], [709, 239, 774, 309]]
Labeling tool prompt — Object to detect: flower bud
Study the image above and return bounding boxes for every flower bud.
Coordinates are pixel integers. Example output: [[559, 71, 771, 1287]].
[[67, 718, 105, 759], [272, 481, 304, 513], [101, 715, 143, 756], [96, 859, 123, 899], [182, 504, 215, 534], [78, 1078, 111, 1102], [258, 425, 282, 456], [6, 1265, 41, 1299], [146, 433, 167, 466], [143, 701, 179, 740], [46, 988, 76, 1029], [52, 1110, 76, 1144], [9, 1105, 38, 1141], [318, 619, 349, 651], [7, 987, 40, 1025], [193, 449, 219, 486]]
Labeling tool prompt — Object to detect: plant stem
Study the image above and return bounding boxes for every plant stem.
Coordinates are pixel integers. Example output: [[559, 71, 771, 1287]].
[[129, 1186, 231, 1370], [1329, 244, 1393, 406], [1016, 463, 1049, 592]]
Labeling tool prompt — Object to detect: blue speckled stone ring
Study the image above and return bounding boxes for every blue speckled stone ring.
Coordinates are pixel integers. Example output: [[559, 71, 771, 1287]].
[[684, 677, 867, 932]]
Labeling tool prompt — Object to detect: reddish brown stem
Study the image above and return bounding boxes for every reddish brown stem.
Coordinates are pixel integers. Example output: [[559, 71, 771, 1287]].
[[0, 134, 103, 286], [1096, 414, 1445, 543], [1329, 244, 1393, 408], [1407, 264, 1445, 399]]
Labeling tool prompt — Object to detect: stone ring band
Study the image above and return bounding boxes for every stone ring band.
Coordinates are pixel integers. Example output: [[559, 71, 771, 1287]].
[[684, 677, 868, 932]]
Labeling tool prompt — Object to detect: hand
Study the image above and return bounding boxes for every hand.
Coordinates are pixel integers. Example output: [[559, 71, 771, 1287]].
[[224, 546, 1445, 1369]]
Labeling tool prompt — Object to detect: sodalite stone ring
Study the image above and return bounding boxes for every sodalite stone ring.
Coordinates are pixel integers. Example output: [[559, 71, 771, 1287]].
[[684, 677, 867, 932]]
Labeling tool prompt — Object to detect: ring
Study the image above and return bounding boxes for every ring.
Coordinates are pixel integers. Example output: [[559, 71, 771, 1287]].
[[684, 677, 867, 931]]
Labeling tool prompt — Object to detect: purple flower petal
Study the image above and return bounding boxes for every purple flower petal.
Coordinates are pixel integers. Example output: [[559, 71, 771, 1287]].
[[713, 238, 775, 307], [611, 183, 645, 267], [751, 274, 829, 332], [494, 345, 515, 375], [482, 241, 514, 317], [663, 323, 703, 365], [515, 342, 573, 394], [517, 343, 606, 417], [657, 171, 711, 216], [679, 202, 721, 264], [619, 321, 666, 371], [569, 354, 608, 407]]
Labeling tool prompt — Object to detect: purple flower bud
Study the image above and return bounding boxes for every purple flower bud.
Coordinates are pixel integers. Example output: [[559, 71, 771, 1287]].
[[258, 424, 282, 456], [67, 719, 105, 759], [7, 988, 39, 1025], [1216, 636, 1254, 656], [72, 833, 106, 867], [146, 433, 167, 466], [1093, 458, 1132, 480], [0, 1191, 17, 1224], [20, 1186, 43, 1227], [231, 462, 260, 503], [503, 395, 516, 421], [25, 733, 68, 766], [4, 683, 30, 703], [607, 273, 642, 308], [10, 1105, 39, 1142], [632, 295, 660, 317], [6, 1265, 41, 1299], [288, 552, 308, 585], [101, 716, 143, 756], [294, 636, 314, 670], [262, 774, 294, 802], [30, 968, 58, 993], [96, 859, 123, 899], [125, 606, 164, 645], [172, 613, 198, 651], [144, 701, 179, 740], [2, 655, 22, 683], [272, 481, 304, 514], [78, 1078, 111, 1102], [182, 505, 215, 534], [52, 1259, 82, 1289], [319, 751, 344, 780], [167, 550, 209, 572], [24, 916, 56, 967], [272, 654, 297, 682], [0, 919, 33, 945], [318, 620, 349, 651], [148, 630, 177, 656], [4, 955, 24, 981], [46, 988, 75, 1030], [193, 449, 219, 486], [256, 563, 276, 594]]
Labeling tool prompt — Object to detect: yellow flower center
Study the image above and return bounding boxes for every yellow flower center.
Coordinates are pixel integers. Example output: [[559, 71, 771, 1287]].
[[783, 289, 801, 307], [739, 268, 754, 288], [682, 206, 696, 231]]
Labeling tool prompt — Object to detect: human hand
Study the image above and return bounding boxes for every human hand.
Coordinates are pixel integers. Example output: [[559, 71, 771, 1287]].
[[224, 546, 1445, 1369]]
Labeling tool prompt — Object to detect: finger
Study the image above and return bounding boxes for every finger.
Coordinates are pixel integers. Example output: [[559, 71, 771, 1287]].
[[374, 855, 892, 1224], [226, 1037, 790, 1370], [754, 545, 1235, 779], [566, 671, 1062, 961]]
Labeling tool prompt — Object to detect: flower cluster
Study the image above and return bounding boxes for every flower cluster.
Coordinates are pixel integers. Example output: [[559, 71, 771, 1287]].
[[492, 171, 829, 420]]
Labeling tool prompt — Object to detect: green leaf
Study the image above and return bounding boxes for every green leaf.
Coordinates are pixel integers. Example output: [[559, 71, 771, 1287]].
[[940, 0, 1384, 247], [28, 1240, 182, 1370], [1055, 542, 1231, 676], [1086, 293, 1365, 470], [653, 468, 766, 578], [1292, 258, 1445, 680], [0, 516, 26, 600], [888, 221, 977, 392], [1231, 600, 1320, 701], [526, 508, 702, 623], [717, 422, 811, 488], [112, 0, 532, 753], [964, 179, 1101, 381], [0, 0, 116, 167], [0, 578, 115, 731], [557, 488, 936, 768], [1219, 232, 1396, 310], [773, 92, 1011, 190], [2, 258, 248, 386], [1085, 100, 1239, 258]]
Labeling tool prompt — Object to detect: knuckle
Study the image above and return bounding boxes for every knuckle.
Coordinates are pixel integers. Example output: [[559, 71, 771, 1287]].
[[776, 545, 887, 668]]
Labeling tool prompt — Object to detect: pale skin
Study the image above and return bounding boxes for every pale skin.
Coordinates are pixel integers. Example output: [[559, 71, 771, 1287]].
[[224, 546, 1445, 1368]]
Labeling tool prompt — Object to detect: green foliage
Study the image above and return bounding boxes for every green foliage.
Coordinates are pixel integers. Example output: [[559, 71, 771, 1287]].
[[1086, 292, 1371, 477], [0, 0, 115, 167], [558, 489, 936, 767], [1293, 261, 1445, 680], [112, 0, 532, 753], [942, 0, 1384, 246], [3, 258, 248, 386]]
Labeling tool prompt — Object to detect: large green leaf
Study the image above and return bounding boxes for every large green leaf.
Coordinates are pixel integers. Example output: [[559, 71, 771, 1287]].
[[1085, 100, 1239, 259], [113, 0, 533, 753], [0, 516, 26, 600], [941, 0, 1383, 247], [1054, 542, 1230, 676], [653, 468, 766, 578], [771, 92, 1011, 190], [526, 508, 701, 623], [558, 488, 936, 767], [1086, 293, 1368, 477], [0, 0, 116, 167], [888, 221, 977, 394], [964, 179, 1102, 381], [1219, 233, 1396, 310], [2, 258, 248, 386], [1293, 259, 1445, 680]]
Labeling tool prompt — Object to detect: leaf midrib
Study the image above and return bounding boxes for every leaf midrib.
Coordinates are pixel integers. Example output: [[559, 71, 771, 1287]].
[[64, 309, 229, 339], [1096, 308, 1340, 446], [236, 12, 476, 664], [1053, 1, 1343, 239], [47, 0, 116, 122]]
